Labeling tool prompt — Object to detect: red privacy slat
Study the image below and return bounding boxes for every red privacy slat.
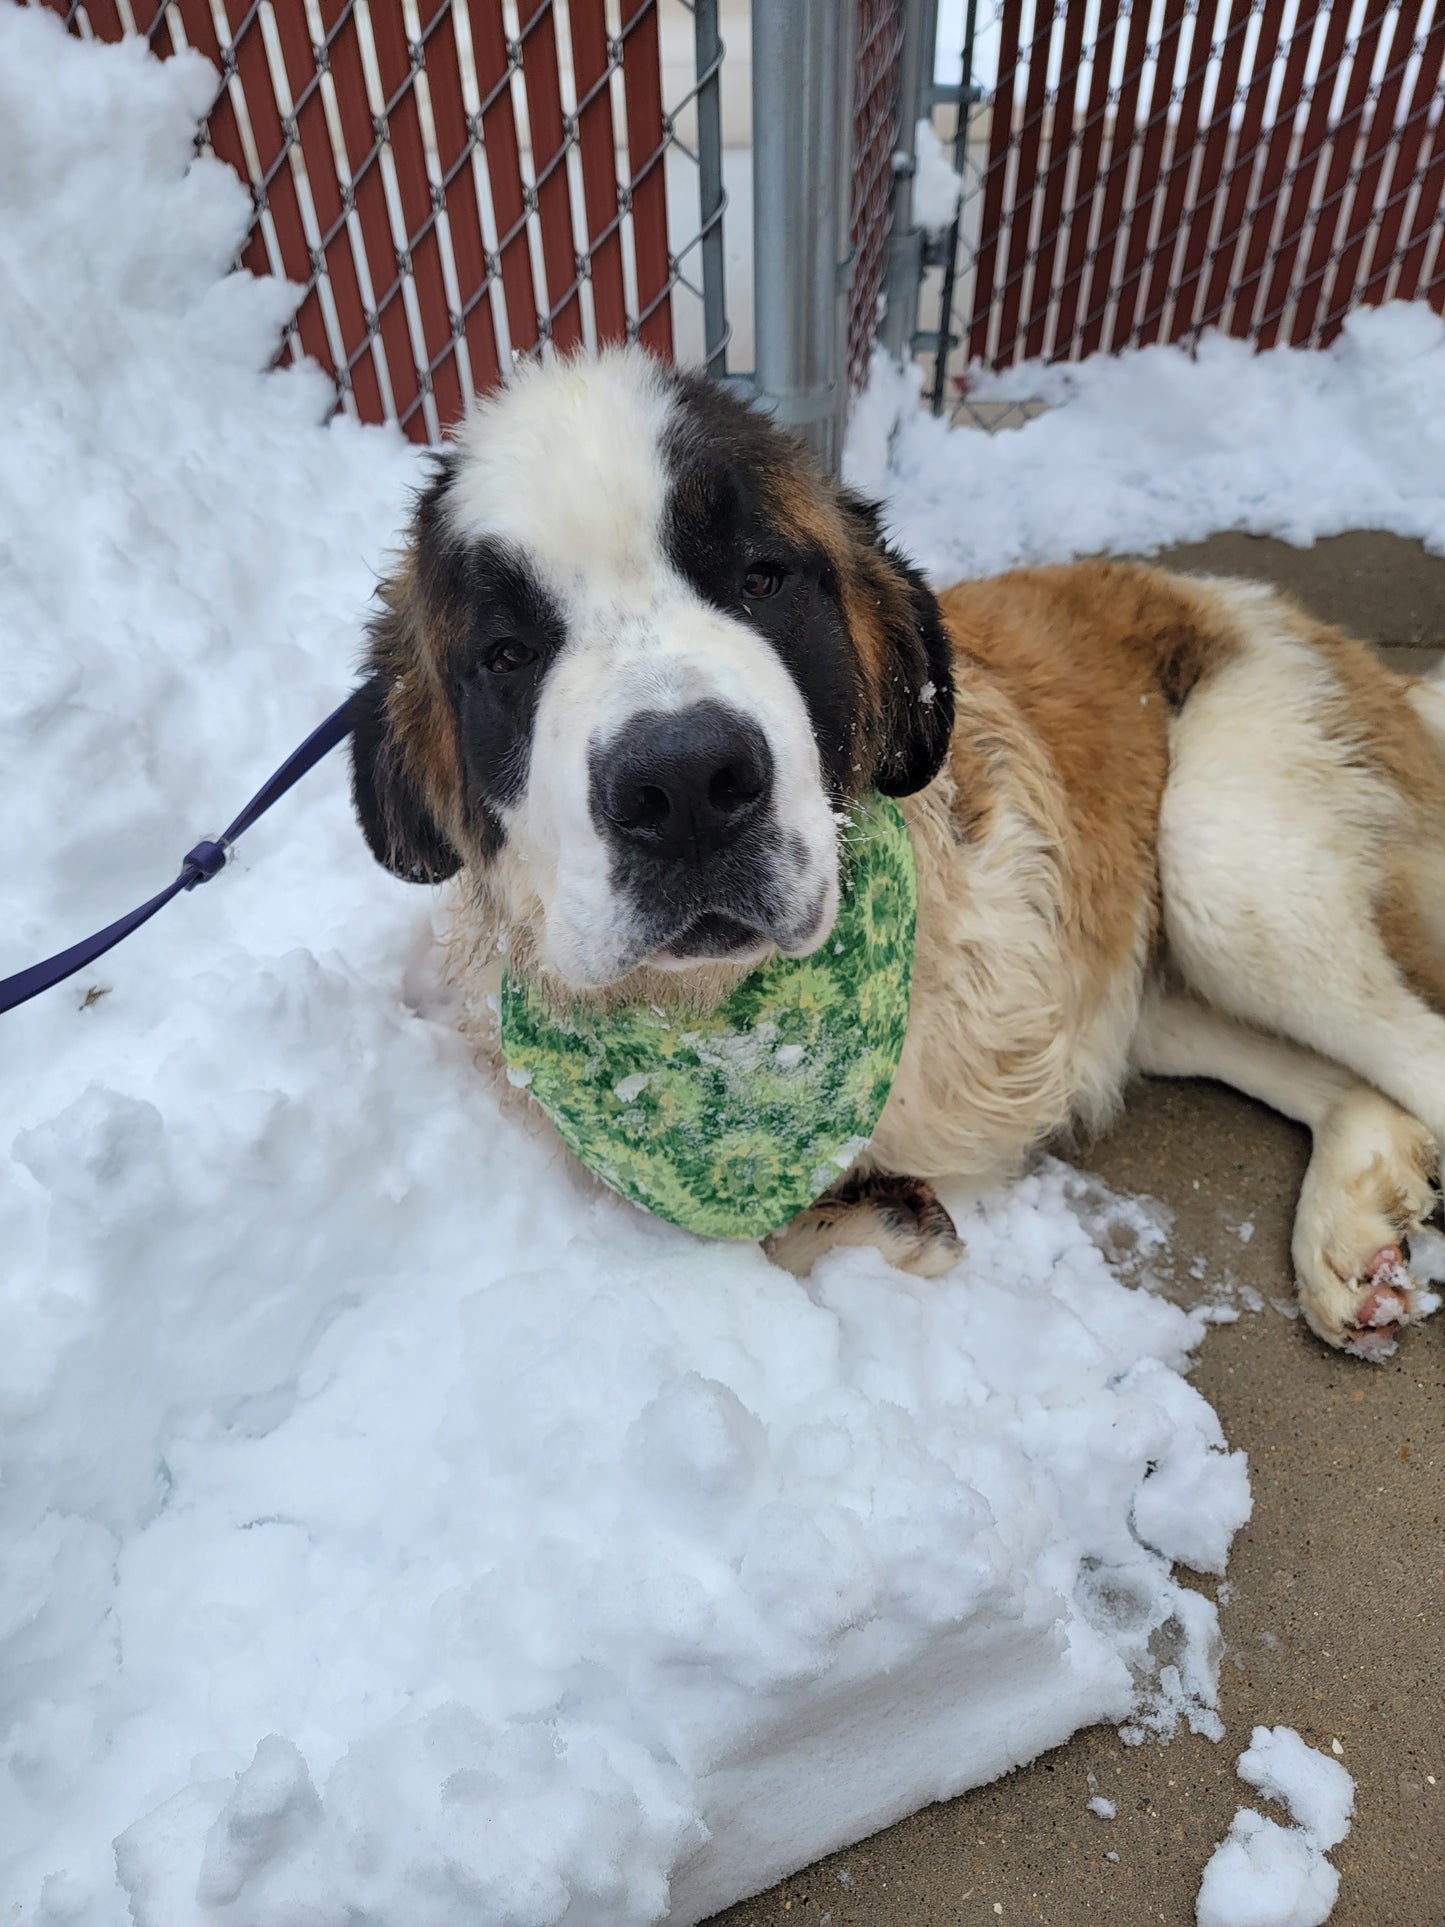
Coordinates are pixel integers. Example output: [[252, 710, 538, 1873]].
[[1051, 0, 1122, 356], [1367, 5, 1445, 302], [126, 0, 175, 54], [1224, 0, 1324, 340], [260, 3, 385, 417], [164, 4, 271, 295], [1078, 0, 1155, 355], [1170, 0, 1255, 339], [1291, 0, 1395, 344], [569, 0, 630, 345], [464, 0, 541, 362], [366, 1, 464, 433], [234, 1, 350, 384], [1197, 0, 1290, 334], [1392, 65, 1445, 303], [1360, 7, 1445, 301], [966, 0, 1024, 365], [517, 0, 586, 352], [1136, 0, 1221, 347], [1022, 0, 1090, 360], [322, 9, 425, 429], [849, 0, 905, 391], [421, 5, 503, 399], [1256, 0, 1355, 347], [78, 0, 123, 35], [620, 0, 674, 355], [994, 1, 1056, 369], [1319, 0, 1427, 335], [1111, 0, 1189, 349]]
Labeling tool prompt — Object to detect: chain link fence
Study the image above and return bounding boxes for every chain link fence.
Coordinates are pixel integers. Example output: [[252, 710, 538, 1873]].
[[22, 1, 1445, 459], [38, 0, 906, 459], [915, 0, 1445, 427], [41, 0, 729, 443], [848, 0, 908, 394]]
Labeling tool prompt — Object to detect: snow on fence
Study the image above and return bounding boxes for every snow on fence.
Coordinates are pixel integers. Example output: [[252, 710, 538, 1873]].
[[37, 2, 1441, 444], [40, 0, 906, 449], [925, 0, 1445, 418], [39, 0, 726, 443]]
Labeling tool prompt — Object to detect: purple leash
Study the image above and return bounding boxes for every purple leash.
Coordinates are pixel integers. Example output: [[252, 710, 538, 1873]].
[[0, 698, 356, 1017]]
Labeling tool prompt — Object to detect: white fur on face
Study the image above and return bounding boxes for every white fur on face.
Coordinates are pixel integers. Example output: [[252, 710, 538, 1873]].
[[446, 351, 840, 988]]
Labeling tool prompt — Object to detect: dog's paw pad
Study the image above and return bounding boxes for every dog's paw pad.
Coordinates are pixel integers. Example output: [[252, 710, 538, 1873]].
[[1364, 1244, 1409, 1287], [1341, 1251, 1415, 1359]]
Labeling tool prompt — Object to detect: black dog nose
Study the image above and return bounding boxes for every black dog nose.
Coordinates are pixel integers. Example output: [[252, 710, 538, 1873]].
[[592, 702, 773, 862]]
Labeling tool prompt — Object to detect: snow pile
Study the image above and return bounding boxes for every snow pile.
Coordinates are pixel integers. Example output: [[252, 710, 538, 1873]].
[[1, 13, 1254, 1924], [846, 306, 1445, 581], [1196, 1727, 1356, 1927]]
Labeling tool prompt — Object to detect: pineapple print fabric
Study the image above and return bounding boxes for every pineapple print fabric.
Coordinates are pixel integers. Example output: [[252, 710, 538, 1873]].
[[500, 794, 916, 1240]]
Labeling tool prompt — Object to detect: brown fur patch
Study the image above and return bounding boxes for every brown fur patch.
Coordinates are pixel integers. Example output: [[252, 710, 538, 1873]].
[[761, 462, 938, 795], [1375, 870, 1445, 1013], [367, 549, 471, 852], [1270, 603, 1445, 1013], [936, 562, 1241, 986]]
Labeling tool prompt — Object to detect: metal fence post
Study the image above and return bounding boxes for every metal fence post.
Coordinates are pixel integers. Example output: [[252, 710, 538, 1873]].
[[693, 0, 729, 377], [750, 0, 859, 474], [878, 0, 933, 363]]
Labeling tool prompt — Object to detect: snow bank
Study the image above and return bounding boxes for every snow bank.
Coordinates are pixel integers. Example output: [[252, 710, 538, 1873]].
[[2, 13, 1251, 1923], [846, 306, 1445, 581], [1196, 1727, 1356, 1927]]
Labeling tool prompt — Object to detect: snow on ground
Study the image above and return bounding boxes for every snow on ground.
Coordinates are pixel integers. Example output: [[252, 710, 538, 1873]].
[[847, 305, 1445, 582], [1195, 1727, 1356, 1927], [0, 13, 1265, 1924], [1196, 1812, 1342, 1927], [1236, 1726, 1356, 1851]]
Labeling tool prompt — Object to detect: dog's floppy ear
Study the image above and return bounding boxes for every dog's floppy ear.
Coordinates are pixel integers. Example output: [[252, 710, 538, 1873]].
[[349, 659, 462, 885], [843, 493, 955, 797]]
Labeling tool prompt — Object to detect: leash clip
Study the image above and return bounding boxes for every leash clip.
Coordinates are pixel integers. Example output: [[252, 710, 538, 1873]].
[[181, 838, 229, 889]]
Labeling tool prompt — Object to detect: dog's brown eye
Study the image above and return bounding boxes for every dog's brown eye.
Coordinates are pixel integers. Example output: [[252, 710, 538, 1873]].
[[486, 637, 537, 674], [743, 564, 785, 601]]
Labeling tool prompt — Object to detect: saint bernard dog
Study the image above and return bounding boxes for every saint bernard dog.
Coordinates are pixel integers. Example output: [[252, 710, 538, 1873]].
[[351, 347, 1445, 1359]]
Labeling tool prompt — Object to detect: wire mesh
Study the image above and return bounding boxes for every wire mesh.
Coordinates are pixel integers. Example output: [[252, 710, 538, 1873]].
[[42, 0, 727, 443], [921, 0, 1445, 427], [849, 0, 907, 394]]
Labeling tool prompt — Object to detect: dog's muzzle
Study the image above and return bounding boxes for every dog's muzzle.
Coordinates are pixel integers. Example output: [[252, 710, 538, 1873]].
[[591, 700, 773, 864], [589, 700, 797, 964]]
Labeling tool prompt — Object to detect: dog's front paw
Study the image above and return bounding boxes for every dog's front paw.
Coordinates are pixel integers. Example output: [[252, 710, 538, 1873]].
[[765, 1171, 965, 1279], [1293, 1092, 1439, 1359]]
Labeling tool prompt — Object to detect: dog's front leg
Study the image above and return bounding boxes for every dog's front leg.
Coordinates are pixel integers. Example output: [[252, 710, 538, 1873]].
[[764, 1170, 964, 1279]]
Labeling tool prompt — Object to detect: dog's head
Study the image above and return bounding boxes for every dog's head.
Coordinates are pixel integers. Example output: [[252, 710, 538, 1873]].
[[351, 349, 953, 990]]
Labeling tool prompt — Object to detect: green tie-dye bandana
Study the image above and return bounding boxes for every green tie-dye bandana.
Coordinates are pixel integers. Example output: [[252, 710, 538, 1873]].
[[500, 793, 916, 1241]]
